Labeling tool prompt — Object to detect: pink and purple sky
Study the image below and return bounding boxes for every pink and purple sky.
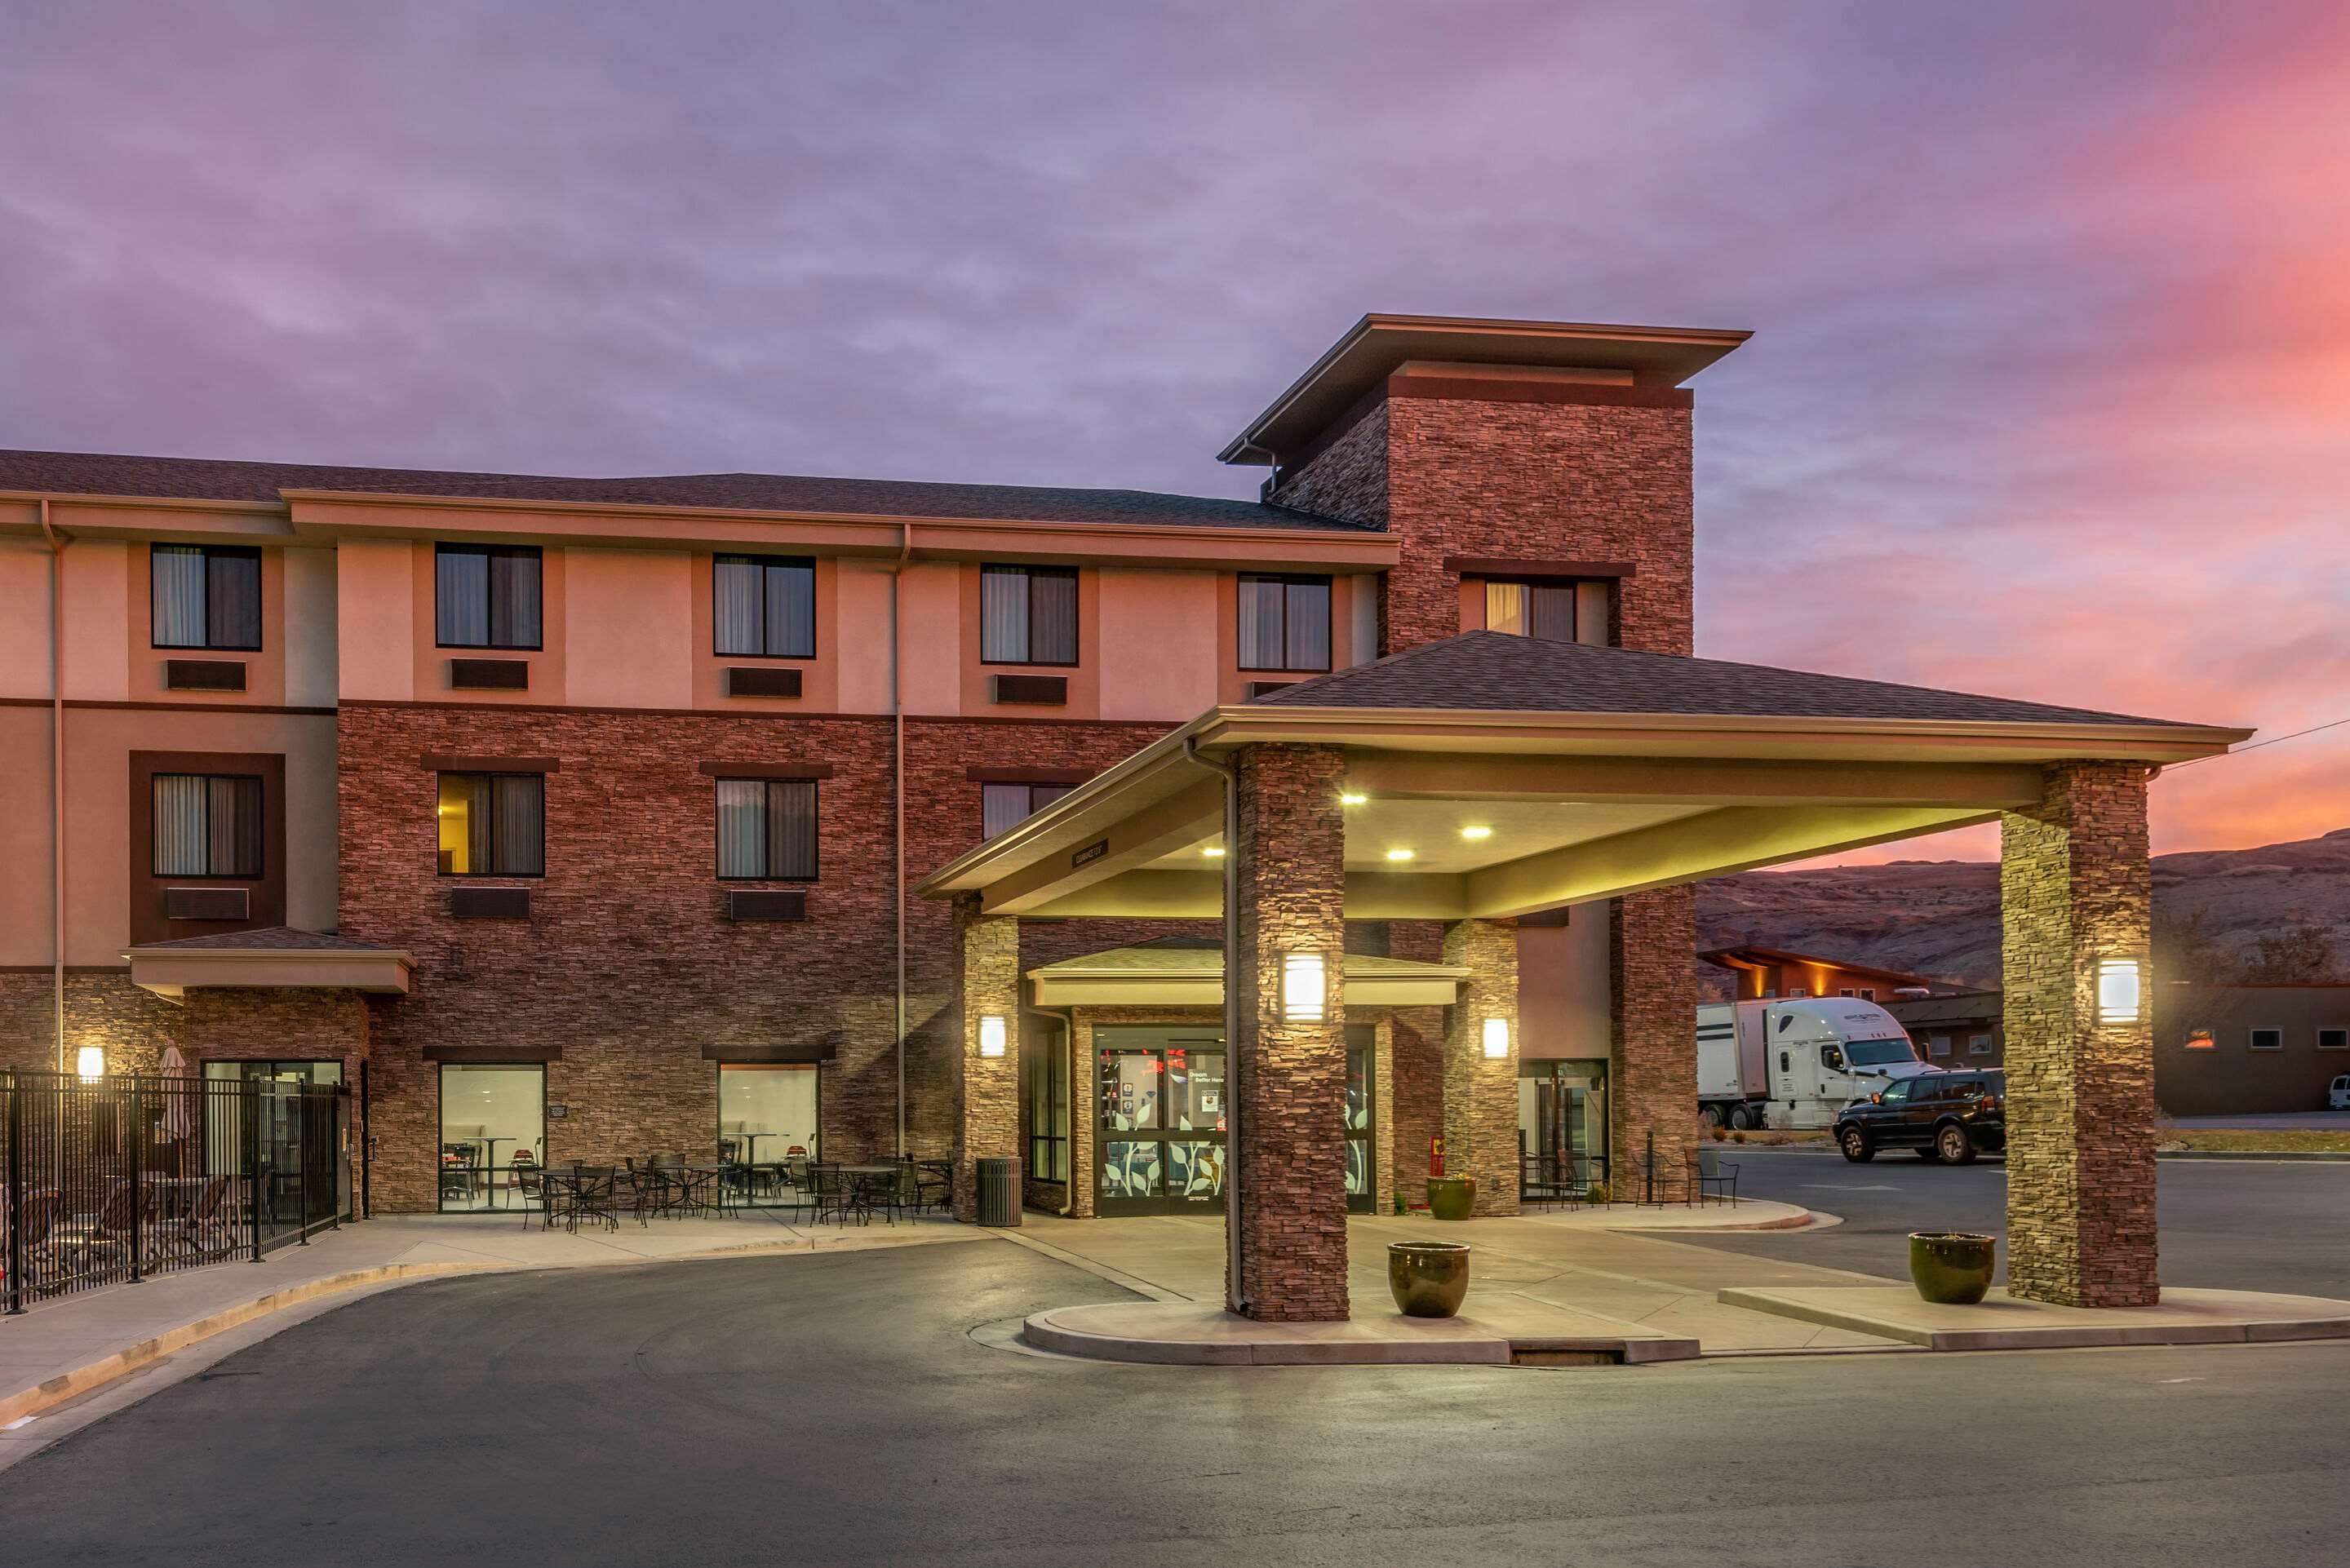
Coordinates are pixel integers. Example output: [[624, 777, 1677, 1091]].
[[5, 2, 2344, 862]]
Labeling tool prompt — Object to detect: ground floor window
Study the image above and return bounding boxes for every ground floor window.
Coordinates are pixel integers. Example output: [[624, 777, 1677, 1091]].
[[439, 1063, 546, 1211], [1345, 1039, 1374, 1213], [1025, 1042, 1068, 1184], [1095, 1028, 1226, 1216], [1519, 1059, 1607, 1190], [201, 1061, 348, 1230], [717, 1063, 819, 1207]]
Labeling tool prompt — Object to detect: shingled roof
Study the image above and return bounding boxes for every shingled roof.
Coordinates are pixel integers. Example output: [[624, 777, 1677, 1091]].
[[0, 448, 1368, 532], [128, 926, 395, 953], [1253, 631, 2206, 729]]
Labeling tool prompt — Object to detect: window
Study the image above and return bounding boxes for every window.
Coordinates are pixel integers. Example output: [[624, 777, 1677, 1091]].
[[982, 782, 1073, 839], [1928, 1035, 1952, 1058], [153, 774, 263, 877], [2184, 1029, 2216, 1050], [1236, 574, 1332, 672], [1879, 1080, 1911, 1103], [435, 544, 542, 649], [152, 545, 261, 650], [1027, 1043, 1068, 1183], [1838, 988, 1856, 998], [713, 555, 815, 658], [1789, 986, 1810, 999], [437, 773, 545, 876], [2320, 1028, 2348, 1052], [979, 565, 1077, 665], [1967, 1034, 1993, 1055], [2249, 1027, 2284, 1052], [1485, 579, 1575, 641], [1859, 988, 1877, 1001], [714, 778, 818, 879]]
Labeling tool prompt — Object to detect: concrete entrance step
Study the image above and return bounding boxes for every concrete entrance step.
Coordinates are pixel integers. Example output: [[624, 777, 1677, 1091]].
[[1718, 1285, 2350, 1351], [1021, 1299, 1700, 1366]]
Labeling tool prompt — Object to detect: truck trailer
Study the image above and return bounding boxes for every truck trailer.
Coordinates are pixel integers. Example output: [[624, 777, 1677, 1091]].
[[1696, 997, 1934, 1130]]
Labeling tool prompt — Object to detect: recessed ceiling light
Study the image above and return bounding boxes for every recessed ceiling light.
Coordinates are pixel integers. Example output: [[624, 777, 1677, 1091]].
[[1202, 845, 1226, 858], [1340, 791, 1368, 806], [1460, 825, 1493, 841], [1385, 848, 1415, 862]]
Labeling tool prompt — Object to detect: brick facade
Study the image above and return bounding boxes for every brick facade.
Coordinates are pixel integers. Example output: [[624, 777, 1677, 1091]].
[[0, 972, 184, 1076], [951, 900, 1021, 1222], [1229, 744, 1350, 1322], [180, 986, 373, 1209], [1441, 919, 1519, 1215], [1610, 887, 1699, 1198], [2002, 763, 2158, 1308]]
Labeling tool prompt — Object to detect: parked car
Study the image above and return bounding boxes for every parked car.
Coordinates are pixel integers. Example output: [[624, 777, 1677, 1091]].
[[2330, 1074, 2350, 1111], [1835, 1069, 2006, 1164]]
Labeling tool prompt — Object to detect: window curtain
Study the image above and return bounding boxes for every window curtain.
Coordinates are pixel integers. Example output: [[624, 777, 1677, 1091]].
[[716, 779, 765, 876], [765, 561, 815, 657], [1028, 569, 1077, 663], [981, 783, 1031, 839], [1527, 583, 1575, 642], [1284, 579, 1331, 671], [153, 774, 209, 875], [1485, 581, 1528, 636], [489, 549, 542, 648], [153, 547, 209, 648], [208, 776, 262, 877], [207, 551, 262, 649], [489, 775, 543, 875], [713, 557, 764, 657], [437, 549, 490, 646], [765, 779, 818, 878], [1237, 576, 1283, 669], [980, 566, 1028, 662]]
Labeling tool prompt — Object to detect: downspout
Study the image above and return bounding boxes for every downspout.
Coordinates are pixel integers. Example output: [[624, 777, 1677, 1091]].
[[1182, 734, 1244, 1314], [1025, 1003, 1076, 1216], [40, 501, 66, 1075], [890, 523, 913, 1156]]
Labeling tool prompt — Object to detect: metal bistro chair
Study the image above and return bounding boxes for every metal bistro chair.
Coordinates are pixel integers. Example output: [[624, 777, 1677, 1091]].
[[566, 1167, 621, 1234], [1689, 1148, 1740, 1207], [804, 1163, 849, 1225], [914, 1159, 953, 1216]]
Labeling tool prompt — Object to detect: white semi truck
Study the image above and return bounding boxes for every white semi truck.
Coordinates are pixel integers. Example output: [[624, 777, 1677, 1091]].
[[1697, 997, 1934, 1130]]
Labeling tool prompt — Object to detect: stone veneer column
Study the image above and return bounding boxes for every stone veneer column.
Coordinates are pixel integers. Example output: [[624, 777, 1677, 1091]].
[[1229, 744, 1350, 1322], [1442, 919, 1520, 1216], [1609, 887, 1697, 1200], [951, 896, 1022, 1224], [2002, 763, 2157, 1307]]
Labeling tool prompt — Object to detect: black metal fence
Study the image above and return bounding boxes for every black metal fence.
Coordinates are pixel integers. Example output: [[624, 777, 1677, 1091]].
[[2, 1070, 352, 1314]]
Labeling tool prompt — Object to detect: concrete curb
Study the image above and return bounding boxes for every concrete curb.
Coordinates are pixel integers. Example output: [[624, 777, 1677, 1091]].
[[1018, 1303, 1701, 1366], [0, 1261, 508, 1428], [1716, 1287, 2350, 1352], [2157, 1150, 2350, 1163]]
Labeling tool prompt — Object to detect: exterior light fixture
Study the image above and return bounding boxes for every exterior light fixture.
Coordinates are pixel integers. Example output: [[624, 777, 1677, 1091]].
[[1385, 848, 1415, 862], [1282, 952, 1327, 1023], [1202, 845, 1226, 858], [1481, 1017, 1510, 1059], [2095, 959, 2144, 1025], [978, 1015, 1009, 1058], [1460, 826, 1493, 841], [1340, 792, 1368, 806], [76, 1044, 105, 1082]]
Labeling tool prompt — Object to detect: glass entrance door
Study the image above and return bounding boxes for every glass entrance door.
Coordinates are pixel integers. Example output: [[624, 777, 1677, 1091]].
[[717, 1063, 819, 1207], [1345, 1036, 1375, 1214], [438, 1064, 546, 1212], [1519, 1059, 1608, 1194], [1095, 1030, 1225, 1216]]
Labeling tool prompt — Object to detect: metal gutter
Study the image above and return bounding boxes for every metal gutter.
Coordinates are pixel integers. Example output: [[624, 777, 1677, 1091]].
[[1181, 735, 1244, 1317], [39, 501, 64, 1073]]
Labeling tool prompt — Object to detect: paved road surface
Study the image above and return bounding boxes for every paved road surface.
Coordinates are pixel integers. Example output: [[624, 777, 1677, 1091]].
[[1689, 1148, 2350, 1296], [5, 1236, 2348, 1566]]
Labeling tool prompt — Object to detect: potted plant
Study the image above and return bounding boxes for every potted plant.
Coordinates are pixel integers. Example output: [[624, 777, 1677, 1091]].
[[1387, 1241, 1471, 1318], [1426, 1172, 1477, 1221], [1909, 1231, 1997, 1304]]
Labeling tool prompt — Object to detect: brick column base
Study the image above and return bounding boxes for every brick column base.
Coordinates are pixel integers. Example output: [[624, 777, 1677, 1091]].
[[951, 897, 1021, 1224], [2002, 762, 2157, 1307], [1230, 744, 1350, 1322], [1609, 887, 1696, 1201], [1443, 919, 1519, 1215]]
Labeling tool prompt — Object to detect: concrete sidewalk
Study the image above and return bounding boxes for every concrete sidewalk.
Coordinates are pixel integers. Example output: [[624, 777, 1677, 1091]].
[[1, 1210, 961, 1427]]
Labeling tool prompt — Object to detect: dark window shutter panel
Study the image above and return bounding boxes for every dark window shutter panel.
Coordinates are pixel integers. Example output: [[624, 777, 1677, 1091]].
[[163, 886, 250, 921], [165, 659, 248, 692], [726, 889, 808, 922], [449, 658, 530, 690], [450, 886, 532, 919], [989, 674, 1067, 705], [725, 666, 803, 698]]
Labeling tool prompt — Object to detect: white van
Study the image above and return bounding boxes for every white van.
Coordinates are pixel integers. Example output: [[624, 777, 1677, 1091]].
[[2329, 1074, 2350, 1112], [1697, 997, 1934, 1130]]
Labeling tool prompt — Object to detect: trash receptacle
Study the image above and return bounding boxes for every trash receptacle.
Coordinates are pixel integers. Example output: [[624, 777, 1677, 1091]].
[[976, 1157, 1022, 1227]]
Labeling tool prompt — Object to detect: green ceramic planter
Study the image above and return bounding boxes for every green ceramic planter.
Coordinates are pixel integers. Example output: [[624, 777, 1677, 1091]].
[[1909, 1231, 1997, 1304], [1426, 1175, 1477, 1222], [1388, 1241, 1471, 1318]]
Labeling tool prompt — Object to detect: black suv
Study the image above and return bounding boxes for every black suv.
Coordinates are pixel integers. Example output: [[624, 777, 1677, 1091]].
[[1834, 1070, 2006, 1164]]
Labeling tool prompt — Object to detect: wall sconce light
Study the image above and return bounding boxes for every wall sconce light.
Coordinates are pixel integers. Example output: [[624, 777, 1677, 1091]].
[[1282, 952, 1327, 1023], [1481, 1017, 1510, 1059], [1384, 848, 1415, 862], [2095, 958, 2144, 1025], [76, 1044, 106, 1082], [1339, 791, 1368, 806], [1202, 845, 1226, 858], [1460, 825, 1493, 841], [978, 1015, 1009, 1058]]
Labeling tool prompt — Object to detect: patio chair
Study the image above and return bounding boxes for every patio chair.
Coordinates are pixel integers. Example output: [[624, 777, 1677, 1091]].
[[2, 1188, 66, 1296], [88, 1180, 155, 1268], [805, 1163, 849, 1225], [914, 1159, 952, 1216], [1688, 1149, 1740, 1207], [567, 1167, 621, 1234], [153, 1175, 237, 1263]]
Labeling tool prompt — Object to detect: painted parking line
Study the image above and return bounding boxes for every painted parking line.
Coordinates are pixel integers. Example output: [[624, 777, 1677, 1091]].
[[1802, 1184, 1902, 1191]]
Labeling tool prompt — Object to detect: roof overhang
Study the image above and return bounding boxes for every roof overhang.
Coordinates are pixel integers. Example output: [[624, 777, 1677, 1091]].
[[917, 703, 2246, 921], [125, 945, 415, 1000], [1220, 314, 1752, 463], [1029, 950, 1468, 1008]]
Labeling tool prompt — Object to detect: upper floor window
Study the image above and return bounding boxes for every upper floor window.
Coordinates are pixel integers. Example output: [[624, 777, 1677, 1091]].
[[152, 545, 261, 651], [1237, 574, 1332, 672], [436, 544, 542, 649], [982, 782, 1072, 840], [714, 555, 816, 659], [153, 773, 263, 877], [980, 565, 1077, 666], [716, 778, 819, 879], [1485, 580, 1576, 642], [436, 772, 544, 876]]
